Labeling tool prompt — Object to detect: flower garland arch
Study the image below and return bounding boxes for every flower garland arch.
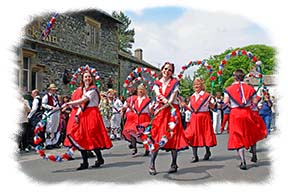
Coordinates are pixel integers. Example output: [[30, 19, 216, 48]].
[[122, 67, 159, 97], [217, 49, 264, 91], [34, 64, 101, 162], [177, 59, 216, 93]]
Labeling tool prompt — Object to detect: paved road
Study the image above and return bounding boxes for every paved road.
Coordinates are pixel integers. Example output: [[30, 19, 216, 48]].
[[16, 131, 273, 185]]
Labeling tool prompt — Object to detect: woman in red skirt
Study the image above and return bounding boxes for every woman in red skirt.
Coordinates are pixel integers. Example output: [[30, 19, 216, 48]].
[[148, 62, 188, 175], [63, 85, 83, 148], [249, 96, 268, 162], [122, 84, 151, 156], [223, 69, 266, 170], [182, 78, 217, 163], [62, 71, 113, 170]]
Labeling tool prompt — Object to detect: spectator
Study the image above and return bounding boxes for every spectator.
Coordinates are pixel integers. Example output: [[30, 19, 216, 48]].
[[18, 96, 31, 152], [258, 92, 273, 134]]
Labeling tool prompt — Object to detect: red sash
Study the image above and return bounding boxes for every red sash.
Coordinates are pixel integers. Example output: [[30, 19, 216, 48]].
[[225, 83, 256, 107], [154, 78, 179, 99], [190, 92, 210, 113], [71, 87, 83, 101], [133, 97, 151, 114]]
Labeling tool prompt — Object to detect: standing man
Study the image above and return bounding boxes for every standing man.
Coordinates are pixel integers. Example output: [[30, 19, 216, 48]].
[[42, 83, 61, 149], [212, 92, 223, 135], [107, 89, 123, 140], [27, 89, 43, 126], [27, 89, 43, 147]]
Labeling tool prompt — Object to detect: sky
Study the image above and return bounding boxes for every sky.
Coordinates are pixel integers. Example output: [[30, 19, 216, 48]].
[[1, 0, 288, 192], [124, 7, 273, 74]]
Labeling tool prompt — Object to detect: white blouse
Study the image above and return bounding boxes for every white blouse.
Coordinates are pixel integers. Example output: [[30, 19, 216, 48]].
[[83, 89, 99, 107]]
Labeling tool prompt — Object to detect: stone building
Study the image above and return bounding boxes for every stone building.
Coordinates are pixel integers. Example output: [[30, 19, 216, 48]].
[[16, 9, 159, 96], [245, 74, 277, 97]]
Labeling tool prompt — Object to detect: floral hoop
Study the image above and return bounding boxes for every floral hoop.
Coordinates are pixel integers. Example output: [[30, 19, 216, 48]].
[[69, 64, 101, 92], [139, 104, 177, 152], [33, 109, 77, 162], [177, 59, 216, 93], [122, 67, 159, 96], [217, 49, 263, 89]]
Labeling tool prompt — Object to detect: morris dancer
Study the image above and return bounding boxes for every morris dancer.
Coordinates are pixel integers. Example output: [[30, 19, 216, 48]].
[[181, 78, 217, 163], [62, 71, 112, 170], [107, 89, 123, 140], [223, 69, 266, 170], [42, 84, 61, 149], [148, 62, 188, 175], [122, 84, 151, 156]]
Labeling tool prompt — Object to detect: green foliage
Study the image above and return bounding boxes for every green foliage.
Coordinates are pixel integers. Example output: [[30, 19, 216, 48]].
[[179, 75, 194, 99], [195, 44, 277, 93], [112, 11, 135, 54]]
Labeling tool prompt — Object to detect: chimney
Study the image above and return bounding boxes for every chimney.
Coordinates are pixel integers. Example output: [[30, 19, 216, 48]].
[[134, 48, 143, 60]]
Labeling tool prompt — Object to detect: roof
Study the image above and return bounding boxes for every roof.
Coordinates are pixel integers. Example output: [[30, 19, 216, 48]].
[[245, 74, 276, 86], [68, 8, 123, 24], [118, 50, 159, 71]]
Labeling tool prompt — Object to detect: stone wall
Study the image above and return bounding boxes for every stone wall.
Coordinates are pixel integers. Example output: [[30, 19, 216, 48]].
[[22, 10, 120, 95]]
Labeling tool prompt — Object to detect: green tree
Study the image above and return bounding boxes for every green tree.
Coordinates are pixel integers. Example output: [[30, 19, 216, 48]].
[[179, 75, 194, 99], [195, 44, 277, 94], [112, 11, 135, 54]]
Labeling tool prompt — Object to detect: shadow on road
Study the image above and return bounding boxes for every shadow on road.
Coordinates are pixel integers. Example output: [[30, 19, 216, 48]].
[[162, 165, 224, 182]]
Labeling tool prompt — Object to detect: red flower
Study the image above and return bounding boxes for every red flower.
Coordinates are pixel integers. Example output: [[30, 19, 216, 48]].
[[252, 56, 257, 62], [210, 76, 216, 81], [178, 74, 183, 79], [242, 50, 247, 55], [232, 51, 236, 56], [48, 155, 56, 161], [217, 70, 223, 75], [197, 60, 202, 65], [181, 66, 187, 70], [136, 67, 142, 73], [221, 60, 227, 65], [62, 153, 70, 160]]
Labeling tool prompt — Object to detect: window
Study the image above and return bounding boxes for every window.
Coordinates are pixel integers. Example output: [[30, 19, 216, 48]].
[[22, 56, 30, 92], [85, 17, 101, 48]]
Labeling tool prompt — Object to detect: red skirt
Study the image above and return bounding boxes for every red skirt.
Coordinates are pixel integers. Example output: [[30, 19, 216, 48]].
[[228, 107, 264, 150], [251, 111, 268, 141], [122, 112, 150, 143], [63, 107, 77, 147], [185, 111, 217, 147], [67, 107, 113, 151], [151, 105, 188, 151]]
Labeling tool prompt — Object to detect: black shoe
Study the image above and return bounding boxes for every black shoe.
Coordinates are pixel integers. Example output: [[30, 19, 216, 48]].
[[128, 144, 134, 149], [168, 165, 178, 173], [148, 167, 157, 175], [240, 162, 247, 170], [203, 151, 211, 160], [92, 159, 104, 168], [143, 150, 150, 156], [191, 156, 199, 163], [251, 155, 257, 163], [132, 148, 137, 155], [76, 163, 89, 170], [53, 144, 61, 149]]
